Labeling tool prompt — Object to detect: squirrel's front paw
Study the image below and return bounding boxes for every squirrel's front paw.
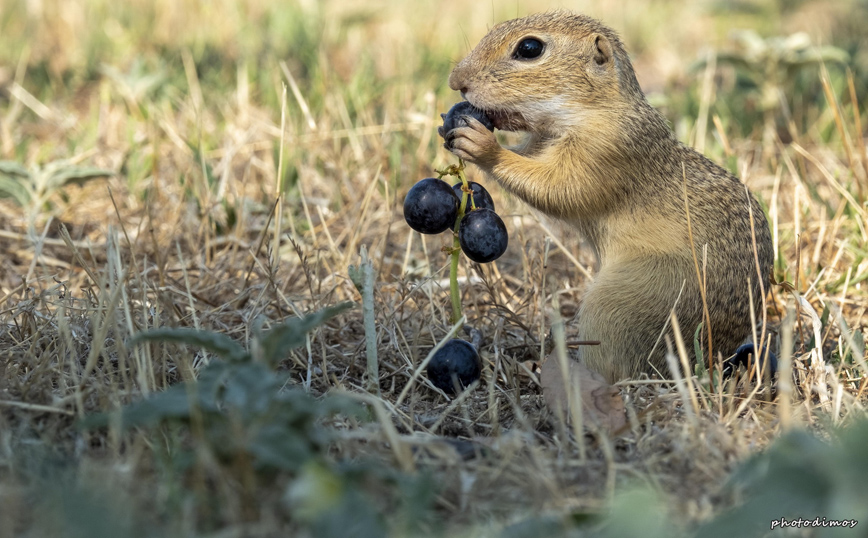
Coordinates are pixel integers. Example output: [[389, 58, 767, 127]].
[[442, 117, 501, 167]]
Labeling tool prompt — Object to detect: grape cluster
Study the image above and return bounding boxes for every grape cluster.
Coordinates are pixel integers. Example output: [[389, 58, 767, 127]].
[[403, 177, 508, 263], [400, 101, 510, 395], [404, 100, 510, 264]]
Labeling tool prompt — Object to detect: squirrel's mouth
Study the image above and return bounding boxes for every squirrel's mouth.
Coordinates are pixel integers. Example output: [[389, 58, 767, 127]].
[[460, 93, 528, 132], [484, 109, 528, 132], [462, 98, 527, 132]]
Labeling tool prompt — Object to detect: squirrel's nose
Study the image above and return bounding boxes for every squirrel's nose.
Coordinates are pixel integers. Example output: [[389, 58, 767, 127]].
[[448, 64, 468, 92], [448, 77, 469, 95], [447, 74, 462, 92]]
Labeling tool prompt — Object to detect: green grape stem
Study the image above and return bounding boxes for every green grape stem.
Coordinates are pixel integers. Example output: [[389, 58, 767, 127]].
[[450, 160, 471, 324]]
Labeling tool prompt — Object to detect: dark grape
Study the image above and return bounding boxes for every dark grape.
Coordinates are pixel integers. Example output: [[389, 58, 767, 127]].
[[458, 208, 508, 263], [452, 181, 495, 211], [403, 177, 460, 234], [426, 339, 481, 394], [440, 101, 495, 133], [723, 343, 778, 378]]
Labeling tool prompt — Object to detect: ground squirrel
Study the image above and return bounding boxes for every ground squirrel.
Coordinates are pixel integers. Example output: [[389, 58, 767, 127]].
[[440, 10, 774, 382]]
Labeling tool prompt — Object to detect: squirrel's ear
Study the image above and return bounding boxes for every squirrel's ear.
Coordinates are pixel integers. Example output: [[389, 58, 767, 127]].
[[593, 34, 613, 66]]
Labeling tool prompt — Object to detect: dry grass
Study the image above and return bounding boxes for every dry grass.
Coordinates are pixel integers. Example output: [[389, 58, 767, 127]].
[[1, 0, 867, 536]]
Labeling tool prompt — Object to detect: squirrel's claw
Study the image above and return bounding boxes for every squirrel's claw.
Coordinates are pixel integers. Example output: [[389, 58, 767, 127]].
[[446, 122, 499, 166]]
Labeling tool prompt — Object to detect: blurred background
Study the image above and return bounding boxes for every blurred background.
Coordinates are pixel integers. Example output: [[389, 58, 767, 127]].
[[1, 0, 865, 165]]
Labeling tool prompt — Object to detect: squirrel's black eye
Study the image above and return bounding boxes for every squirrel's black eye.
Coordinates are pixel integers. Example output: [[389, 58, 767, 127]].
[[514, 38, 544, 60]]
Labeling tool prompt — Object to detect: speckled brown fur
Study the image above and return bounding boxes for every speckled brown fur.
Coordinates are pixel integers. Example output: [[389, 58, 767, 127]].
[[442, 10, 773, 382]]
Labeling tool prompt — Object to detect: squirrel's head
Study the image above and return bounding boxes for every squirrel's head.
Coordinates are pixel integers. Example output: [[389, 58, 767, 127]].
[[448, 11, 645, 136]]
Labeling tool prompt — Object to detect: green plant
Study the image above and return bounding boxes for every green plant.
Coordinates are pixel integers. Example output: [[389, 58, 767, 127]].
[[713, 31, 848, 112], [694, 30, 849, 142], [77, 302, 439, 534], [349, 246, 379, 395], [0, 159, 112, 222], [499, 419, 868, 538], [87, 301, 356, 457], [696, 419, 868, 538]]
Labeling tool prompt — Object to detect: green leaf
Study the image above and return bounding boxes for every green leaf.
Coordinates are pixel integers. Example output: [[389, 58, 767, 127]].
[[80, 383, 196, 430], [693, 322, 704, 372], [0, 175, 31, 206], [119, 384, 198, 427], [0, 161, 32, 206], [0, 161, 31, 178], [348, 263, 364, 293], [259, 302, 354, 365], [221, 362, 284, 416], [309, 488, 385, 538], [250, 422, 316, 470], [46, 165, 113, 190], [851, 330, 865, 364], [129, 327, 250, 362], [790, 46, 849, 66], [195, 360, 234, 408]]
